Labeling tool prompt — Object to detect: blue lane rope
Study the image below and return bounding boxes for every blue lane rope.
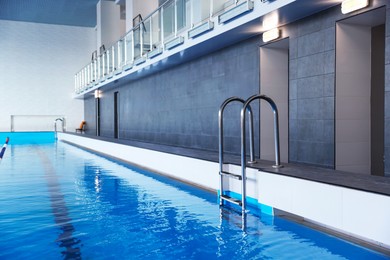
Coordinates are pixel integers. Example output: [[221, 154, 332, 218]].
[[0, 137, 9, 160]]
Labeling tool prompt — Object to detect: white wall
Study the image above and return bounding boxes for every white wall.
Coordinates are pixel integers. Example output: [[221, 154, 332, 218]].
[[125, 0, 133, 32], [260, 41, 289, 163], [0, 20, 96, 132], [336, 23, 372, 174], [97, 0, 126, 50], [126, 0, 159, 32]]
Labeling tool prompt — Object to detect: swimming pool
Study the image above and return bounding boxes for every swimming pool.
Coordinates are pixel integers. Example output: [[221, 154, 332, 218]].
[[0, 133, 388, 259]]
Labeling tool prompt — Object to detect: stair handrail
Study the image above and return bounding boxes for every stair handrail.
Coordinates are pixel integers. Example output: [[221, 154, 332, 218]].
[[219, 97, 256, 206]]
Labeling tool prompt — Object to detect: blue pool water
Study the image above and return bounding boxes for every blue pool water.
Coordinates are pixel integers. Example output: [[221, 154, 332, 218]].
[[0, 133, 388, 259]]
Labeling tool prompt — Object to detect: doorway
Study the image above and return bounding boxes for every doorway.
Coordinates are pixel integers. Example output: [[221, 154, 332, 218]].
[[114, 91, 119, 139]]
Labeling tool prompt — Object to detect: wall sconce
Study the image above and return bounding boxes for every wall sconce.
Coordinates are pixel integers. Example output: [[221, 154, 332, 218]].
[[262, 28, 280, 43], [341, 0, 369, 14], [94, 90, 101, 99]]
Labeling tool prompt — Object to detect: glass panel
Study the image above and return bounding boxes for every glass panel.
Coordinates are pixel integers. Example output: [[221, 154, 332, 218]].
[[75, 74, 79, 94], [91, 60, 96, 83], [102, 52, 108, 76], [118, 39, 125, 68], [107, 47, 114, 74], [78, 72, 81, 93], [151, 11, 161, 48], [143, 18, 151, 54], [105, 53, 108, 75], [163, 0, 175, 41], [85, 66, 88, 86], [82, 67, 86, 87], [89, 66, 92, 85], [81, 68, 85, 90], [177, 0, 190, 32], [213, 0, 234, 15], [133, 26, 141, 59], [97, 56, 102, 79], [112, 45, 117, 71], [86, 65, 91, 85], [125, 32, 133, 64], [192, 0, 211, 25], [78, 70, 81, 90]]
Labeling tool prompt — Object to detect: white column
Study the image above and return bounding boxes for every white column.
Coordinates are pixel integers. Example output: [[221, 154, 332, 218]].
[[96, 0, 126, 51], [128, 0, 159, 29]]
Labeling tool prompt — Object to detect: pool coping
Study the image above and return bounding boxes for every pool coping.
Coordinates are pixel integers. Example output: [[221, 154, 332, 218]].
[[64, 132, 390, 197]]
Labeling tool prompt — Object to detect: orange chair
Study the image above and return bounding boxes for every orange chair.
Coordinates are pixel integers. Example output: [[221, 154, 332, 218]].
[[76, 121, 86, 133]]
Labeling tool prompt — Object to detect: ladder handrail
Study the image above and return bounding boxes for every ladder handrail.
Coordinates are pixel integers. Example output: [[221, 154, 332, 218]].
[[218, 97, 255, 206], [240, 94, 282, 212], [54, 117, 66, 133]]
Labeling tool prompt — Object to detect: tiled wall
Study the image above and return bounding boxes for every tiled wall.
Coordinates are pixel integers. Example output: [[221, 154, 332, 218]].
[[85, 2, 390, 170], [84, 97, 97, 135], [286, 7, 339, 168], [0, 20, 96, 131], [285, 2, 389, 169], [86, 36, 261, 154], [385, 4, 390, 176]]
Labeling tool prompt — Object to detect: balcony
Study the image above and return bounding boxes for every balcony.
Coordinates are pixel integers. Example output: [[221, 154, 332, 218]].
[[74, 0, 341, 98]]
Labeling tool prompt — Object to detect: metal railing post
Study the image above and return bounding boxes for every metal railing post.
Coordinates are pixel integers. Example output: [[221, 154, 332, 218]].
[[240, 103, 247, 213]]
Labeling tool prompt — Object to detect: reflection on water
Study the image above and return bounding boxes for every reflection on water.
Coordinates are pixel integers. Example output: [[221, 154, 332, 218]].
[[0, 143, 387, 259]]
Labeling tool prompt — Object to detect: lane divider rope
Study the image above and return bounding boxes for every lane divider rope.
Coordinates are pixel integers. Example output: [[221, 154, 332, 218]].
[[0, 137, 9, 160]]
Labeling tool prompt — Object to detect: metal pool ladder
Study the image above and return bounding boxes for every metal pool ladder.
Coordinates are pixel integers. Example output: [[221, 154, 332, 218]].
[[54, 117, 66, 139], [218, 94, 282, 215]]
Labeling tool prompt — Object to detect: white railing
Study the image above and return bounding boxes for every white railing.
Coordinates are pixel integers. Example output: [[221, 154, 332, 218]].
[[74, 0, 255, 95]]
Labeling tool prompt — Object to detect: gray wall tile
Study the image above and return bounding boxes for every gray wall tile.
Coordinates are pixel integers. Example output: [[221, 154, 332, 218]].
[[296, 53, 326, 78], [323, 73, 335, 97], [297, 31, 325, 58], [386, 36, 390, 65], [297, 76, 324, 99]]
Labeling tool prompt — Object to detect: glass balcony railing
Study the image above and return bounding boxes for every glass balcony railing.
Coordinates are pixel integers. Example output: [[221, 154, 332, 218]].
[[75, 0, 255, 95]]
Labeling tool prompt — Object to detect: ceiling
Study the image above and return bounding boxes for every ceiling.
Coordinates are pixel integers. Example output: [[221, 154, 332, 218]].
[[0, 0, 100, 27]]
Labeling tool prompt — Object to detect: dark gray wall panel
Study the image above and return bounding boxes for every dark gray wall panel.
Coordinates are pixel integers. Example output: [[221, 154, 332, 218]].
[[85, 36, 261, 155], [84, 96, 96, 135], [283, 6, 339, 168], [385, 4, 390, 176]]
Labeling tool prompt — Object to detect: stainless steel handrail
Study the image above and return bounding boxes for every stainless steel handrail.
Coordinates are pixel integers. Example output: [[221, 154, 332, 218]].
[[54, 117, 66, 133], [240, 94, 282, 212], [218, 97, 255, 206]]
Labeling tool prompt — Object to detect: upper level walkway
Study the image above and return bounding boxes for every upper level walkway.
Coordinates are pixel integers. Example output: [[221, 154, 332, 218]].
[[74, 0, 342, 98]]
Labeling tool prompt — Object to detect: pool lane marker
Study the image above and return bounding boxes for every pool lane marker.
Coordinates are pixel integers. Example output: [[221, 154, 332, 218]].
[[36, 148, 82, 259], [0, 137, 9, 160]]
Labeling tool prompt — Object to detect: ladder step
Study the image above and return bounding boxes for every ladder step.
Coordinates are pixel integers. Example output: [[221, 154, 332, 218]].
[[221, 195, 242, 206], [219, 171, 242, 180]]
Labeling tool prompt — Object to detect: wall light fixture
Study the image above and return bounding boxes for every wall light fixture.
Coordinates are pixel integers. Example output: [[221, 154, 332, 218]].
[[341, 0, 369, 14], [262, 28, 280, 43], [94, 90, 101, 99]]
